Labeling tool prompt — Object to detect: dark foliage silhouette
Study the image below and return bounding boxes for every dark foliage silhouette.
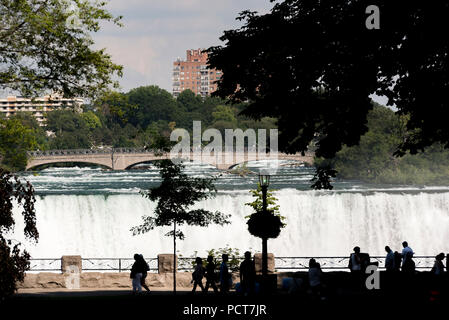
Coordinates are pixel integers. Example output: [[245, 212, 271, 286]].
[[0, 169, 38, 300], [208, 1, 449, 188]]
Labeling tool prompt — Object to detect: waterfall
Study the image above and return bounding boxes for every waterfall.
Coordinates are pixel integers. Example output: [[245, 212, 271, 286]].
[[11, 189, 449, 258]]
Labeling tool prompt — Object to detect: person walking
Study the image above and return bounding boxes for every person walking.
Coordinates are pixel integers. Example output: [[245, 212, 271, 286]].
[[139, 254, 151, 292], [219, 254, 231, 294], [204, 255, 219, 293], [191, 257, 206, 293], [239, 251, 256, 296], [130, 253, 145, 294]]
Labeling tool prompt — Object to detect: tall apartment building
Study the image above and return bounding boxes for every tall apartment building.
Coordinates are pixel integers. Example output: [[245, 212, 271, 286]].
[[172, 49, 222, 97], [0, 94, 83, 125]]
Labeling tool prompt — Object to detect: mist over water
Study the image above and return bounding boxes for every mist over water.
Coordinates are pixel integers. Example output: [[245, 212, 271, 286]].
[[11, 162, 449, 258]]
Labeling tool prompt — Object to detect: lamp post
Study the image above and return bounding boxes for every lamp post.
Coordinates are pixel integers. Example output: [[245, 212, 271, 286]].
[[259, 174, 270, 278]]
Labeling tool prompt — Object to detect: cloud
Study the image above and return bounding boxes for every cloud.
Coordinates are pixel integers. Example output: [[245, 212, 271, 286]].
[[92, 0, 274, 92]]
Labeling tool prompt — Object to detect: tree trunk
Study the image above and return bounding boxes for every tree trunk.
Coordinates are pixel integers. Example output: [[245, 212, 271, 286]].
[[173, 220, 177, 295]]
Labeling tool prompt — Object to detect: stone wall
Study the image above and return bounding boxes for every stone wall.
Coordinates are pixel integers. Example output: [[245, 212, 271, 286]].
[[18, 253, 280, 290], [19, 272, 195, 289]]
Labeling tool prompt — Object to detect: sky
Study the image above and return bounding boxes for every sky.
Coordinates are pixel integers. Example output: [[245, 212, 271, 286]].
[[93, 0, 274, 93]]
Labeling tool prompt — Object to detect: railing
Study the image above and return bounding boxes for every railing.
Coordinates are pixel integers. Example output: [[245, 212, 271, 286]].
[[274, 256, 436, 271], [27, 148, 166, 157], [28, 256, 438, 273], [27, 148, 314, 158]]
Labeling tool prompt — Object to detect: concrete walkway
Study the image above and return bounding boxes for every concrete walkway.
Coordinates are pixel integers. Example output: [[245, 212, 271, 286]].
[[16, 287, 193, 297]]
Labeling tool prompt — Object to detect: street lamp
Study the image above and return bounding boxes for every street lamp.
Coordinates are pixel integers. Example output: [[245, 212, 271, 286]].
[[259, 174, 270, 278]]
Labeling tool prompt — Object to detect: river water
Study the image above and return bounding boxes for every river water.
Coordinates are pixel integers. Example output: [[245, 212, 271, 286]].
[[10, 161, 449, 259]]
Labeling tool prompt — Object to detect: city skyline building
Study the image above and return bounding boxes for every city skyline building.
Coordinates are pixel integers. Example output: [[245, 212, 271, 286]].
[[172, 49, 222, 98]]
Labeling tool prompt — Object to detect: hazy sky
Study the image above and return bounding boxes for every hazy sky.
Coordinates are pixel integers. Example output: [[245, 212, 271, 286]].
[[94, 0, 274, 93]]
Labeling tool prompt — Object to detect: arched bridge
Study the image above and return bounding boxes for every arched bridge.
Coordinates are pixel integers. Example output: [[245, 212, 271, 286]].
[[26, 148, 314, 171]]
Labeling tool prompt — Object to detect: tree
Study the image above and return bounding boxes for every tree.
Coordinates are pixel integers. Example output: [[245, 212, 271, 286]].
[[0, 0, 122, 98], [208, 1, 449, 185], [316, 104, 449, 185], [94, 91, 137, 128], [245, 184, 284, 225], [46, 110, 90, 149], [127, 86, 178, 128], [9, 112, 49, 151], [0, 169, 38, 300], [131, 160, 230, 294], [0, 118, 39, 171]]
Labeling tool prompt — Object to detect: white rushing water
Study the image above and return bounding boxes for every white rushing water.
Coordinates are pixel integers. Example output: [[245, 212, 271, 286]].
[[11, 188, 449, 258]]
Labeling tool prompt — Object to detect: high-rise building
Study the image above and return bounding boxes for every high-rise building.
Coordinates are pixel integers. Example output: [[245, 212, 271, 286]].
[[0, 94, 83, 125], [172, 49, 222, 97]]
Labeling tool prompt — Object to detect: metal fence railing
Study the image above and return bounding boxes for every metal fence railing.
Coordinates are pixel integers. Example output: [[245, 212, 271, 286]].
[[28, 256, 438, 273]]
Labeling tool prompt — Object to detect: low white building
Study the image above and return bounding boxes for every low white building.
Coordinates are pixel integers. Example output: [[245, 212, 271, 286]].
[[0, 94, 83, 125]]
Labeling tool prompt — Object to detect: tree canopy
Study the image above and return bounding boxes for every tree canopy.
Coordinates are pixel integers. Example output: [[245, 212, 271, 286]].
[[207, 1, 449, 160], [0, 0, 122, 98]]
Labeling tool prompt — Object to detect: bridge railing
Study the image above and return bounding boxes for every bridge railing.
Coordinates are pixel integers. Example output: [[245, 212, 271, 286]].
[[27, 148, 166, 157], [27, 256, 437, 273], [27, 148, 314, 158]]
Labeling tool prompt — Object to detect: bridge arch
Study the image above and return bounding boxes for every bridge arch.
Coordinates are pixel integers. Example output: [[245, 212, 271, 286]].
[[27, 160, 113, 171]]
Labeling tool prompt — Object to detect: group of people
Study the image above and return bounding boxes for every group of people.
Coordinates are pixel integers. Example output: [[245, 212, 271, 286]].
[[130, 251, 257, 295], [130, 243, 447, 294], [383, 241, 416, 274], [191, 251, 257, 295], [349, 241, 446, 278]]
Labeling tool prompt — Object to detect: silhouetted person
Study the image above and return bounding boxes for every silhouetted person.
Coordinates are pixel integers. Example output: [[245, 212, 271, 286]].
[[308, 258, 322, 298], [359, 252, 371, 273], [430, 252, 446, 296], [401, 241, 414, 264], [432, 253, 445, 276], [139, 254, 151, 292], [130, 253, 145, 294], [402, 251, 415, 275], [393, 251, 402, 272], [385, 246, 394, 272], [219, 254, 231, 294], [205, 255, 218, 293], [191, 257, 206, 293], [349, 246, 362, 289], [239, 251, 256, 296]]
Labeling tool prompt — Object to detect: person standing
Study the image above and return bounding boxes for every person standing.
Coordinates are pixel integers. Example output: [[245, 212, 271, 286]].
[[402, 251, 415, 275], [239, 251, 256, 296], [385, 246, 395, 272], [205, 255, 218, 293], [348, 246, 362, 289], [393, 251, 402, 272], [308, 258, 322, 298], [432, 253, 445, 276], [219, 254, 231, 294], [401, 241, 414, 264]]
